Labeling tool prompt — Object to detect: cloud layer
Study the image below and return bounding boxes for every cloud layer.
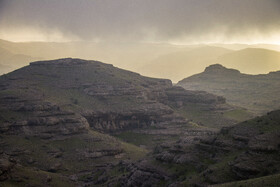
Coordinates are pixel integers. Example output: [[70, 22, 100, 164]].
[[1, 0, 280, 43]]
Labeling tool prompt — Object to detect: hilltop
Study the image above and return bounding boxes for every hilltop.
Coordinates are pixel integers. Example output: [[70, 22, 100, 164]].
[[178, 64, 280, 114]]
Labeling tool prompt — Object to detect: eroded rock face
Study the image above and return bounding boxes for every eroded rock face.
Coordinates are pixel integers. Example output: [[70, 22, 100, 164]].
[[0, 96, 89, 138], [82, 103, 187, 132], [161, 86, 226, 106]]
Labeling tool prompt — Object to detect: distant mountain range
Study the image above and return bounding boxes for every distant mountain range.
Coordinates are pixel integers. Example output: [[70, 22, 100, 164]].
[[139, 46, 232, 82], [178, 64, 280, 114], [215, 48, 280, 75], [1, 39, 280, 83], [141, 47, 280, 82]]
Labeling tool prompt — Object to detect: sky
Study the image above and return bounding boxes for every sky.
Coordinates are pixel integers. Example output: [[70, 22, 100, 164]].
[[0, 0, 280, 44]]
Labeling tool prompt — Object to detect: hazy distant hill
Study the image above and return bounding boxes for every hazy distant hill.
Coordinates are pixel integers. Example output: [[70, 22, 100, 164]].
[[0, 39, 190, 73], [139, 46, 232, 82], [0, 46, 38, 74], [140, 47, 280, 82], [1, 39, 280, 82], [0, 64, 13, 75], [213, 43, 280, 51], [178, 64, 280, 114], [216, 48, 280, 74]]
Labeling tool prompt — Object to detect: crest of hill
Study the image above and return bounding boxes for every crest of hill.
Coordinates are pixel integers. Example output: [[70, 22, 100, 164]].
[[204, 64, 240, 75], [178, 63, 280, 114]]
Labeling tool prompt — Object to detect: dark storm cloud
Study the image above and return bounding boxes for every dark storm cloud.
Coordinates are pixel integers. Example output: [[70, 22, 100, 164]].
[[0, 0, 280, 42]]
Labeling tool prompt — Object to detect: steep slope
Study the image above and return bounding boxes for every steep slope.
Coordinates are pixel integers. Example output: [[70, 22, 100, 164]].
[[178, 64, 280, 114], [139, 46, 232, 82]]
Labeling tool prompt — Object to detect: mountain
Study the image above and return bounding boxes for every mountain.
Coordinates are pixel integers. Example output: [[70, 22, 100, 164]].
[[139, 46, 233, 82], [0, 58, 247, 186], [178, 64, 280, 114]]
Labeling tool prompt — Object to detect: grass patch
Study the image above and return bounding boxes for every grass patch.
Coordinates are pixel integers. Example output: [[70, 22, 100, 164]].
[[223, 109, 252, 122], [114, 131, 156, 147]]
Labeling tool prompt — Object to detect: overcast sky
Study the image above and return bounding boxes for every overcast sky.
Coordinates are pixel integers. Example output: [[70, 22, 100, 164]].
[[0, 0, 280, 44]]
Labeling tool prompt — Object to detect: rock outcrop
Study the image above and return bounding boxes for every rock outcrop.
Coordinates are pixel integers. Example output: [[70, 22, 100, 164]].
[[0, 96, 89, 138]]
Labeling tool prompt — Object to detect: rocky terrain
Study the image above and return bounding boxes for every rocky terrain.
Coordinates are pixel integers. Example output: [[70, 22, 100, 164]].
[[0, 58, 251, 186], [122, 110, 280, 186], [178, 64, 280, 114], [0, 58, 279, 186]]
